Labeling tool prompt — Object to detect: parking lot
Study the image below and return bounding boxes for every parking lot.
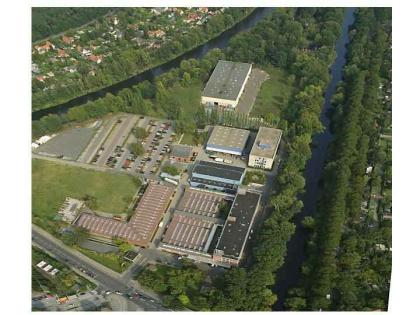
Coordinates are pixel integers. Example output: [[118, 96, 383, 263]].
[[131, 118, 175, 178], [77, 115, 175, 179], [92, 114, 139, 167]]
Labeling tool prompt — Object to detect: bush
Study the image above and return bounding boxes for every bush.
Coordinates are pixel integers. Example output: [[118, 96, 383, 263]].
[[162, 165, 180, 176], [132, 127, 148, 140]]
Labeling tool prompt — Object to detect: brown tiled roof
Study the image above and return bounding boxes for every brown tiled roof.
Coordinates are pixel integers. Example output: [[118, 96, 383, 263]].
[[62, 35, 74, 44], [162, 213, 213, 252], [177, 187, 226, 218], [74, 182, 174, 246]]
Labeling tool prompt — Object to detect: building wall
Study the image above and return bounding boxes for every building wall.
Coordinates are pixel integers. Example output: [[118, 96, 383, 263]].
[[201, 96, 238, 108], [248, 154, 275, 170], [191, 173, 243, 186], [190, 180, 233, 192], [205, 144, 243, 156], [201, 65, 252, 109]]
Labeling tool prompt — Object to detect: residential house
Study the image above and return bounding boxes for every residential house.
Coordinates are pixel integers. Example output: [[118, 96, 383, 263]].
[[36, 75, 46, 82], [88, 54, 103, 64], [62, 35, 74, 44], [35, 41, 55, 54], [186, 13, 200, 23], [147, 29, 166, 38], [57, 49, 69, 58], [82, 48, 92, 56]]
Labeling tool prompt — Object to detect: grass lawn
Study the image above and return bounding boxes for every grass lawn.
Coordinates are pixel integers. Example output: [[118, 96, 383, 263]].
[[251, 65, 295, 118], [32, 159, 140, 225], [77, 246, 130, 273], [243, 170, 267, 185], [179, 133, 195, 145]]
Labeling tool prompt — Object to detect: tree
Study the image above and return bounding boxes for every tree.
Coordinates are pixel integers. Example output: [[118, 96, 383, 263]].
[[301, 216, 315, 230], [129, 142, 145, 156], [162, 165, 180, 176], [132, 127, 148, 139]]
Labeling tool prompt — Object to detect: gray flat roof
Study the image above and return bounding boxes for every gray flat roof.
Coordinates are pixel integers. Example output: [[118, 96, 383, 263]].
[[215, 191, 260, 259], [202, 60, 252, 101], [192, 160, 245, 182], [250, 127, 283, 159], [171, 144, 193, 158], [206, 126, 250, 153]]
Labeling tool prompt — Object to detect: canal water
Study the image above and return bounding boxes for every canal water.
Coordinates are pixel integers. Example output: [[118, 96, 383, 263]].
[[32, 7, 275, 120], [272, 7, 356, 311]]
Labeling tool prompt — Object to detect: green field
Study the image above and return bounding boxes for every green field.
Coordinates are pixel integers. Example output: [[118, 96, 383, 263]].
[[32, 159, 140, 225], [76, 246, 130, 273], [251, 66, 295, 118]]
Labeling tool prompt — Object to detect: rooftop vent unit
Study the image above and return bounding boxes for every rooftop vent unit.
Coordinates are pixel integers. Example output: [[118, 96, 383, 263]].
[[257, 141, 272, 150]]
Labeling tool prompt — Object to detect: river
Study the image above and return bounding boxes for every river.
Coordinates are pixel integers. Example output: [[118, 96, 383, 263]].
[[272, 7, 356, 311], [32, 7, 275, 121]]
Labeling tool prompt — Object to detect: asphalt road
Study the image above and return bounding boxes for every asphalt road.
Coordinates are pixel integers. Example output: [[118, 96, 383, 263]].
[[95, 115, 139, 167], [78, 115, 119, 163], [32, 227, 169, 311]]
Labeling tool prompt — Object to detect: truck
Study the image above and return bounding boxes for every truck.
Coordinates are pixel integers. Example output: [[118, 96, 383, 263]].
[[164, 178, 178, 186]]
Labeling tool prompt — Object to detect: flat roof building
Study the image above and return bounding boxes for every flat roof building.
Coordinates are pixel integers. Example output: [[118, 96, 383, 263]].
[[248, 127, 283, 170], [159, 188, 230, 259], [201, 60, 252, 109], [74, 182, 174, 247], [206, 126, 250, 156], [190, 160, 245, 194], [213, 190, 261, 266], [177, 187, 231, 218], [170, 144, 195, 163], [159, 213, 217, 257]]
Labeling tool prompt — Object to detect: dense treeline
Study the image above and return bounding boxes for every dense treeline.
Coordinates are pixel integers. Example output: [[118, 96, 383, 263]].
[[32, 8, 252, 111], [204, 8, 344, 311], [32, 7, 112, 42], [285, 8, 392, 311]]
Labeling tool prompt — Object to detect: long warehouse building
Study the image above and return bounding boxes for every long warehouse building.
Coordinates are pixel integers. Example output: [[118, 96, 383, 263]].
[[74, 182, 174, 247], [190, 160, 245, 194], [213, 190, 261, 266], [201, 60, 252, 109]]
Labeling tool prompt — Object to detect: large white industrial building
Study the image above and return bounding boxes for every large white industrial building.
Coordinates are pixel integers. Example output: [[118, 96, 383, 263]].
[[206, 126, 250, 156], [201, 60, 252, 109]]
